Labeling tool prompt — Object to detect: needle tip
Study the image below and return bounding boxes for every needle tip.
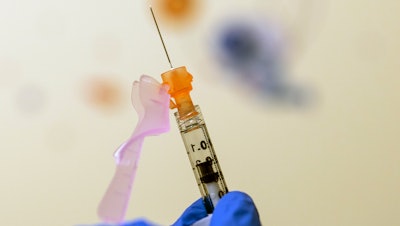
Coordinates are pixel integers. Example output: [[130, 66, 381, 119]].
[[150, 6, 174, 69]]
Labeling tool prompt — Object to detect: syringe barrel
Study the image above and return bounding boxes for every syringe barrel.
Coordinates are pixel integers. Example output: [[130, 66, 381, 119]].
[[174, 105, 228, 213]]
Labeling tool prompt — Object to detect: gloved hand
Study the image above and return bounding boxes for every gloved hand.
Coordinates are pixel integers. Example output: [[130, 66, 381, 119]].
[[172, 191, 261, 226], [83, 191, 261, 226]]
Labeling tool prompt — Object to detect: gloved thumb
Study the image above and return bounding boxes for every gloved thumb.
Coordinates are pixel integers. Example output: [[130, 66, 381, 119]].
[[210, 191, 261, 226]]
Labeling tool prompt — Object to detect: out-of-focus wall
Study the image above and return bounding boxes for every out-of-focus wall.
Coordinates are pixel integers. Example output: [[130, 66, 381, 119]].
[[0, 0, 399, 225]]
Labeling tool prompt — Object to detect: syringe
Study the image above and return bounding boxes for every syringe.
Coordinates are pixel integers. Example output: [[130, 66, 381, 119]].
[[161, 67, 228, 212], [150, 6, 228, 213]]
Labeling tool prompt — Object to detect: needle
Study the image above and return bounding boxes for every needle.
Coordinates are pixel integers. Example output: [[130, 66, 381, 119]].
[[150, 5, 173, 69]]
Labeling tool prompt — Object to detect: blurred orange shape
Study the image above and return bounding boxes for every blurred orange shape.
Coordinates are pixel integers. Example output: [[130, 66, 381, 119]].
[[84, 77, 122, 111], [151, 0, 201, 27], [163, 0, 194, 16]]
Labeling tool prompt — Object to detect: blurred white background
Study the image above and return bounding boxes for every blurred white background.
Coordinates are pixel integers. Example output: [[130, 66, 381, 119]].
[[1, 0, 399, 225]]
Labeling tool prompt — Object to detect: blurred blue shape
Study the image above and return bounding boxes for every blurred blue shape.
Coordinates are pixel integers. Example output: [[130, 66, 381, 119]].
[[220, 25, 261, 65], [210, 14, 313, 107]]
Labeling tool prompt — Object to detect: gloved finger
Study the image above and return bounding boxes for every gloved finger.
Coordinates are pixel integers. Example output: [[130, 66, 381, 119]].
[[120, 218, 160, 226], [171, 198, 208, 226], [191, 214, 212, 226], [77, 218, 159, 226], [210, 191, 261, 226], [75, 223, 117, 226]]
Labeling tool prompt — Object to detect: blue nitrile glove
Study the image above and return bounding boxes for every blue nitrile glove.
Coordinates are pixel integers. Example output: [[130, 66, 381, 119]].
[[81, 191, 261, 226], [172, 191, 261, 226], [210, 191, 261, 226]]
